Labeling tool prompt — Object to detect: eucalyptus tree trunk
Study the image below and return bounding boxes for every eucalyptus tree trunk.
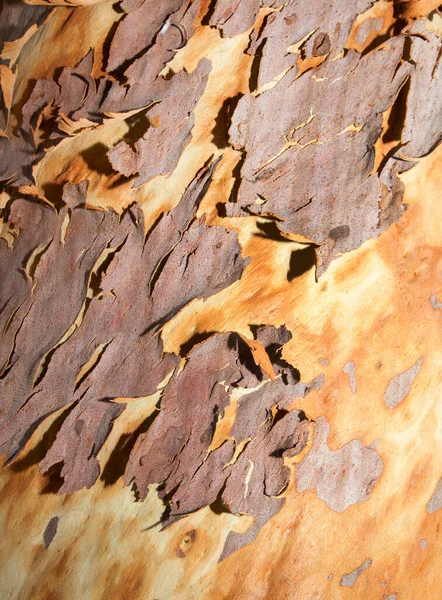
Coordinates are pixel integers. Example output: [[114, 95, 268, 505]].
[[1, 0, 442, 598]]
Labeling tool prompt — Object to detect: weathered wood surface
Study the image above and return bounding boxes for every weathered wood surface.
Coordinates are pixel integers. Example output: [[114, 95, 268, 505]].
[[1, 1, 442, 598]]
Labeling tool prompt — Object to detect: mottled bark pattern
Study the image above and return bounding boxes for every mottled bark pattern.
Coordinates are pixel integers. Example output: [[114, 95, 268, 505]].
[[1, 0, 441, 596]]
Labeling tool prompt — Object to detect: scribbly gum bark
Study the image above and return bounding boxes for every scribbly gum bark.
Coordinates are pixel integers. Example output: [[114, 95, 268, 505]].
[[1, 0, 442, 598]]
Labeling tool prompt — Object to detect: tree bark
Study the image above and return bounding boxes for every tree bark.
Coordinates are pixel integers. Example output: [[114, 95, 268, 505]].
[[1, 0, 442, 598]]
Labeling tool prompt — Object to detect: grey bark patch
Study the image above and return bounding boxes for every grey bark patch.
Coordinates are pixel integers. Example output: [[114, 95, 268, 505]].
[[318, 358, 329, 366], [343, 361, 357, 394], [339, 558, 372, 587], [427, 477, 442, 514], [308, 373, 325, 391], [420, 539, 427, 550], [384, 356, 423, 409], [383, 595, 397, 600], [43, 516, 59, 549], [289, 373, 324, 400], [430, 294, 442, 309], [296, 418, 383, 512]]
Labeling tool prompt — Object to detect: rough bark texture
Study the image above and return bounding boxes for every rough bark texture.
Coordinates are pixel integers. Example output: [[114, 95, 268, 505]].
[[1, 1, 442, 598]]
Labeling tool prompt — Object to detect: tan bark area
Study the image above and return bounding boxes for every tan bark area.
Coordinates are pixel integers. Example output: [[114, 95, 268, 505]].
[[1, 1, 442, 599]]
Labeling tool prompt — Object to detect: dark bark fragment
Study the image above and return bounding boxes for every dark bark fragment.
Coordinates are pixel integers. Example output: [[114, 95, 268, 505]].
[[0, 197, 55, 374], [221, 410, 309, 556], [106, 0, 183, 73], [132, 59, 212, 186], [228, 38, 411, 272], [125, 326, 311, 558], [401, 21, 442, 158], [246, 0, 366, 89], [124, 331, 263, 502], [209, 0, 261, 37], [0, 1, 52, 131], [8, 47, 211, 190], [107, 141, 137, 177], [21, 79, 60, 132], [57, 49, 95, 117], [40, 399, 125, 494], [0, 162, 249, 493], [0, 131, 42, 186], [0, 1, 50, 55]]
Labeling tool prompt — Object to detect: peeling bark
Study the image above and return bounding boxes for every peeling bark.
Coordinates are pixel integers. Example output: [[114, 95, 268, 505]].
[[1, 1, 442, 598]]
